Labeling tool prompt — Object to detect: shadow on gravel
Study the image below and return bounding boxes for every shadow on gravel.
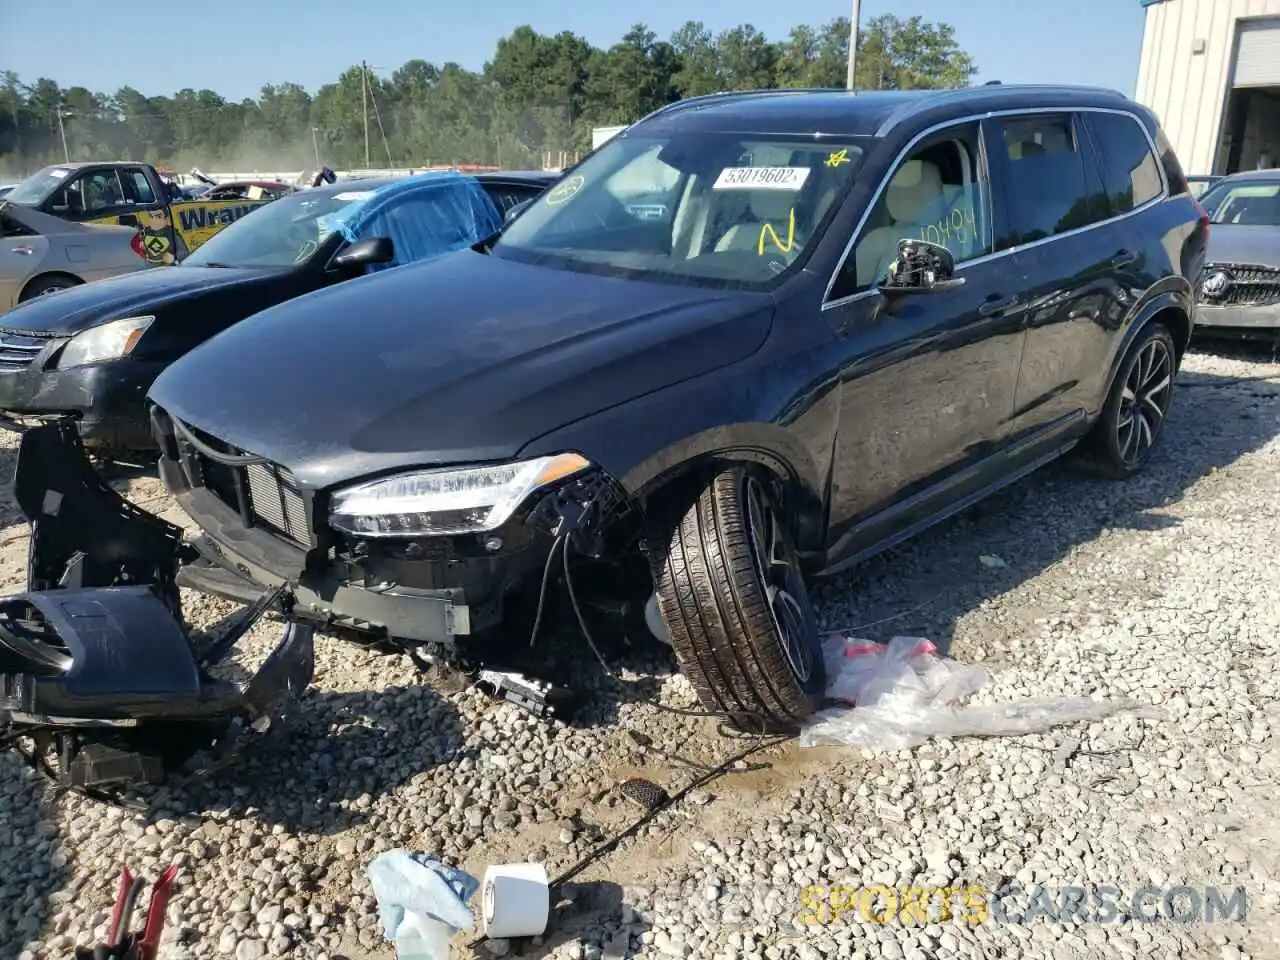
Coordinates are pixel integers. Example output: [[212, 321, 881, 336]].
[[808, 362, 1280, 654], [140, 683, 464, 834], [0, 753, 69, 958]]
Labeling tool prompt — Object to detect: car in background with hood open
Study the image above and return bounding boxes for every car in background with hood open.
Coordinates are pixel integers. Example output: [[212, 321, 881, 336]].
[[0, 169, 554, 454], [1194, 169, 1280, 340]]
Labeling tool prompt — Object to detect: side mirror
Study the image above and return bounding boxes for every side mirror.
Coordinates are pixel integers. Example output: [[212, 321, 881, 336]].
[[877, 239, 966, 296], [503, 199, 533, 224], [331, 235, 394, 271]]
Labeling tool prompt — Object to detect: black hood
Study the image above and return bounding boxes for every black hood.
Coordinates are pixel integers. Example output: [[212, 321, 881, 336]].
[[1206, 223, 1280, 269], [0, 264, 286, 335], [149, 250, 775, 489]]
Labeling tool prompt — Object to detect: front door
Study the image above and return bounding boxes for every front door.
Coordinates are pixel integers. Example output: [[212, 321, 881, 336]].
[[821, 119, 1029, 562], [44, 166, 179, 265]]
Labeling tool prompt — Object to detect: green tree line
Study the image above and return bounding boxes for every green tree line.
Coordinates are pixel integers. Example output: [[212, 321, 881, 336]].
[[0, 16, 976, 177]]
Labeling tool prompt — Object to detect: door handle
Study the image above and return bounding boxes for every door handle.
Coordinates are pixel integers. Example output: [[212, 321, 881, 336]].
[[978, 295, 1018, 317], [10, 246, 34, 255], [1110, 249, 1138, 267]]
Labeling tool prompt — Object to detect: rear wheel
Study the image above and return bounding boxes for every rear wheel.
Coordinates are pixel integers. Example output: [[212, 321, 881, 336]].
[[650, 467, 824, 732], [20, 275, 80, 301], [1076, 322, 1177, 479]]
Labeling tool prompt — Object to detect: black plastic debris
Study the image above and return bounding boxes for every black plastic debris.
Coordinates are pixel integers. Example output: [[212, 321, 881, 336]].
[[616, 776, 670, 812], [0, 420, 315, 796]]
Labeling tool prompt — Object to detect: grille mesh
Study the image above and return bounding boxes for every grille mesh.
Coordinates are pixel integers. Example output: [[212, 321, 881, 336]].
[[244, 462, 312, 546]]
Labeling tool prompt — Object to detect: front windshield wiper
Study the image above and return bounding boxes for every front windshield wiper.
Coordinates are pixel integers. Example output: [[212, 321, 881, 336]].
[[191, 261, 234, 268]]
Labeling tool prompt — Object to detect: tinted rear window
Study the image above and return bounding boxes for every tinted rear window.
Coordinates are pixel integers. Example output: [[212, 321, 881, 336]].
[[995, 114, 1106, 249], [1087, 112, 1164, 214]]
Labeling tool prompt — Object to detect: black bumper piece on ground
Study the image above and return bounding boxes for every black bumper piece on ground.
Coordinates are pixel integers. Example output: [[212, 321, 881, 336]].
[[0, 421, 314, 793]]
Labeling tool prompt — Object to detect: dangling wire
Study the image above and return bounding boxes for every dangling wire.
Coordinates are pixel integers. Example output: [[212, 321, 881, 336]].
[[527, 533, 565, 649], [562, 534, 613, 676]]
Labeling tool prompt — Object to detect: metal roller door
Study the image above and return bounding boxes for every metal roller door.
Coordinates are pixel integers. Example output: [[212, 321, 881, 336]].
[[1233, 18, 1280, 87]]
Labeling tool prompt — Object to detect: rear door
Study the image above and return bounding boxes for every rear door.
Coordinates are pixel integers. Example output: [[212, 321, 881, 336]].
[[988, 111, 1126, 442]]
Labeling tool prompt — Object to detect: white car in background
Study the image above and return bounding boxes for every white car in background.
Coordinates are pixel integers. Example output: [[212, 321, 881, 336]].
[[0, 201, 153, 315]]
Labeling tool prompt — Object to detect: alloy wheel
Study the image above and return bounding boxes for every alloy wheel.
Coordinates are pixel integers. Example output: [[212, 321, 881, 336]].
[[1117, 337, 1173, 467], [743, 475, 814, 684]]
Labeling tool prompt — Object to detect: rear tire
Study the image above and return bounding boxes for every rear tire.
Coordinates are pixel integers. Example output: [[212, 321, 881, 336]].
[[20, 275, 80, 301], [1075, 322, 1177, 479], [650, 467, 825, 732]]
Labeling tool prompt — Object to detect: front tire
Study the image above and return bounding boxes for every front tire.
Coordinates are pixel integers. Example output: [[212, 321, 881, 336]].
[[1077, 322, 1177, 479], [651, 467, 825, 732]]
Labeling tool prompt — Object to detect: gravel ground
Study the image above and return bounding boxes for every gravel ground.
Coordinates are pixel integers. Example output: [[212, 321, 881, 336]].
[[1, 342, 1279, 960]]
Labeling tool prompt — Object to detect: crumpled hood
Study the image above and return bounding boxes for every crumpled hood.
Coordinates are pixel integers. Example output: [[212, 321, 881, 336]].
[[0, 265, 282, 335], [1206, 223, 1280, 269], [149, 250, 775, 489]]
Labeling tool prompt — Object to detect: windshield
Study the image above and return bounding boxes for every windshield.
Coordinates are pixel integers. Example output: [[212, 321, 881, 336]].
[[1199, 179, 1280, 226], [6, 165, 77, 206], [182, 188, 374, 267], [494, 132, 869, 288]]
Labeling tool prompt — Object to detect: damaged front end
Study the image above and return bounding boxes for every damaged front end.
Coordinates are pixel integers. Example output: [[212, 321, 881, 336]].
[[0, 420, 314, 797]]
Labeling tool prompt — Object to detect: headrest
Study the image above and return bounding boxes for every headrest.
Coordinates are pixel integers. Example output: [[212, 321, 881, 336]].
[[1008, 141, 1046, 160], [886, 159, 943, 222]]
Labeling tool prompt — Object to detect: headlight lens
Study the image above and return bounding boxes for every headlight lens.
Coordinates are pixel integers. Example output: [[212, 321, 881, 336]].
[[328, 452, 590, 538], [57, 315, 154, 368]]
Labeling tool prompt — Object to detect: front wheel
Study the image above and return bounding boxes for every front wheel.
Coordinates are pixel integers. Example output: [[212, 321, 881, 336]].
[[1076, 322, 1177, 479], [650, 467, 825, 732], [20, 275, 80, 301]]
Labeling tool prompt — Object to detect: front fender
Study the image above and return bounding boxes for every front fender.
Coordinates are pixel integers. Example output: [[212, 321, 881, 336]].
[[516, 361, 840, 552]]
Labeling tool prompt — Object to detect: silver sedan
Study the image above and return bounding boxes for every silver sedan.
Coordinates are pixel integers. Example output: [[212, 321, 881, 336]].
[[0, 201, 154, 314]]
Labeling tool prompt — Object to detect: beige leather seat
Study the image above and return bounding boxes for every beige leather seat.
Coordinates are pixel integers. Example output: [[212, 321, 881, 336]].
[[715, 189, 804, 255], [854, 159, 944, 288]]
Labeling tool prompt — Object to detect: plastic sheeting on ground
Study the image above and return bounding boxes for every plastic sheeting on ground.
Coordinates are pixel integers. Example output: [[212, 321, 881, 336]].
[[325, 171, 502, 272], [367, 850, 478, 960], [799, 635, 1152, 750]]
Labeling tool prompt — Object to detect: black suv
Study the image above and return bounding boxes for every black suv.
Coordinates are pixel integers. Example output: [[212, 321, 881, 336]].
[[141, 84, 1206, 730]]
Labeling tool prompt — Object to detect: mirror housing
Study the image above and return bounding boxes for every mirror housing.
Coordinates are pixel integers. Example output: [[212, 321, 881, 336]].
[[331, 235, 394, 272], [503, 199, 533, 224], [876, 239, 966, 296]]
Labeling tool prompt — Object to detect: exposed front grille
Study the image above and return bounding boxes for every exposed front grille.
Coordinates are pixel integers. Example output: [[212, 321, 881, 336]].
[[171, 419, 315, 548], [0, 332, 48, 370], [245, 462, 310, 545], [1202, 263, 1280, 307]]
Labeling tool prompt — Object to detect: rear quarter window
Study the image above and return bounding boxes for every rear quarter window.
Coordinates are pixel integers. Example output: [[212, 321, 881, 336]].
[[1085, 112, 1164, 214]]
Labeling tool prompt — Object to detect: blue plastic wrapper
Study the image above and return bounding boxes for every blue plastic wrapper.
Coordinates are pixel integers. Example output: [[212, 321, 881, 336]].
[[326, 171, 501, 272], [367, 850, 479, 960]]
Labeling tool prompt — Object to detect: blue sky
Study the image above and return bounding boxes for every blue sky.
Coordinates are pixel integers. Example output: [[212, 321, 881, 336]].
[[1, 0, 1149, 100]]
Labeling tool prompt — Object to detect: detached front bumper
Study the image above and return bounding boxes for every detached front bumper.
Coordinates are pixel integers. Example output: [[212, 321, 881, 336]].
[[1, 421, 314, 791], [0, 336, 162, 450]]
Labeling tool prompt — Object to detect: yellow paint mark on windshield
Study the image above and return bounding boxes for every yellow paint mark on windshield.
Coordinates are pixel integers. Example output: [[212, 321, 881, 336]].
[[758, 208, 797, 256], [825, 149, 852, 168]]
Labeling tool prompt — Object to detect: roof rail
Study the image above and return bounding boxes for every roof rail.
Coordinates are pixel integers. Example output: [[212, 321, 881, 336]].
[[873, 82, 1132, 136], [638, 86, 853, 124]]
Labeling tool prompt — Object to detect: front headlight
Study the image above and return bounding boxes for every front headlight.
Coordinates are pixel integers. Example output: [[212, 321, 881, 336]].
[[328, 453, 590, 538], [57, 315, 155, 368]]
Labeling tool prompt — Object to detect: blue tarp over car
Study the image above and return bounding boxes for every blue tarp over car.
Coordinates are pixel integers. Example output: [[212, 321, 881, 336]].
[[321, 171, 504, 271]]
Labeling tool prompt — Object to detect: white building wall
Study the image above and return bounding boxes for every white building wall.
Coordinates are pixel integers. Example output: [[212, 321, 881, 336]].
[[1135, 0, 1280, 175]]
